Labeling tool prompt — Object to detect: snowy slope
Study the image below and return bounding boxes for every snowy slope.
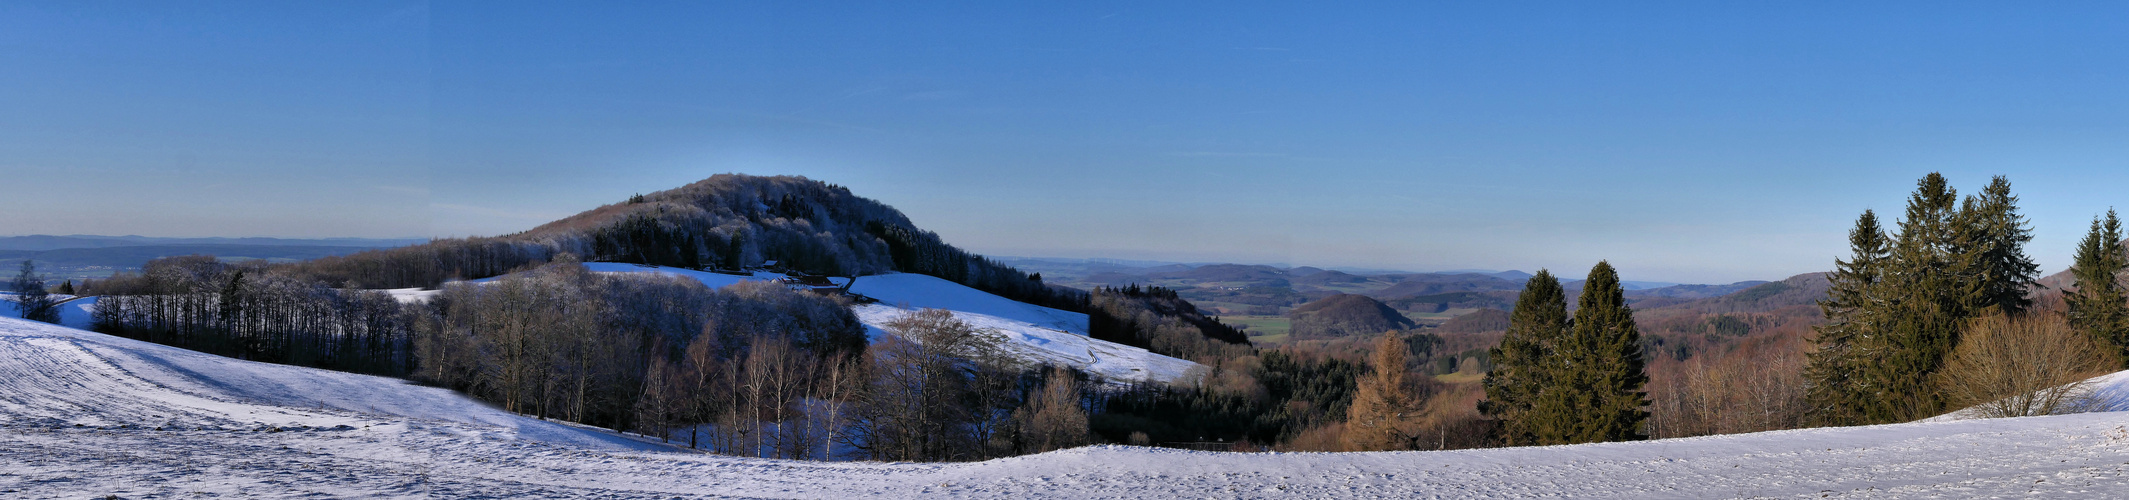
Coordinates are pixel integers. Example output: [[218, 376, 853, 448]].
[[13, 316, 2129, 497], [0, 315, 658, 453], [846, 273, 1084, 334], [11, 317, 2129, 497], [848, 273, 1198, 383], [853, 304, 1197, 384], [0, 293, 96, 330], [563, 265, 1202, 384], [1926, 370, 2129, 422]]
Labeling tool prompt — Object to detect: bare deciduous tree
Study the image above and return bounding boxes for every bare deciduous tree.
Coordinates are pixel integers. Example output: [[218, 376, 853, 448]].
[[1016, 367, 1090, 453], [1938, 313, 2114, 418]]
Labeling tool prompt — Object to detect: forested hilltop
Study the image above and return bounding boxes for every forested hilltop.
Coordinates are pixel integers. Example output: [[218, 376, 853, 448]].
[[277, 175, 1068, 309]]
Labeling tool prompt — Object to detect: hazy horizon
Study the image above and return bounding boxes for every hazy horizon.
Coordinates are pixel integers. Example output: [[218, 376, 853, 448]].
[[6, 2, 2126, 284]]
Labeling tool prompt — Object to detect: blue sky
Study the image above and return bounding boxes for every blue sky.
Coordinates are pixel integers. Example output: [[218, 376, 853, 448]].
[[3, 2, 2126, 283]]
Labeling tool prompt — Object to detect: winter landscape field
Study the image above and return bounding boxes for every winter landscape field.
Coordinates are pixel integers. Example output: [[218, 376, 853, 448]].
[[8, 293, 2129, 499], [11, 3, 2129, 499]]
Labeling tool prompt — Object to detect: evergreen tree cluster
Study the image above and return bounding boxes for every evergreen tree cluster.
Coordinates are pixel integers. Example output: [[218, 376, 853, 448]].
[[1481, 263, 1651, 445], [1804, 174, 2051, 425], [2066, 209, 2129, 366]]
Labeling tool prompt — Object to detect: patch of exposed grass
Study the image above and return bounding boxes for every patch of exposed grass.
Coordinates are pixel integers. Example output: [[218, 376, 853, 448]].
[[1434, 371, 1485, 384]]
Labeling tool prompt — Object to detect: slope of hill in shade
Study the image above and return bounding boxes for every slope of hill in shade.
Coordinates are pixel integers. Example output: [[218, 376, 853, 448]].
[[12, 315, 2129, 498]]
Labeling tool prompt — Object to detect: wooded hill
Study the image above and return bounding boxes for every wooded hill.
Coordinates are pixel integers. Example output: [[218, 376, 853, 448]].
[[1288, 294, 1417, 340], [264, 174, 1245, 354]]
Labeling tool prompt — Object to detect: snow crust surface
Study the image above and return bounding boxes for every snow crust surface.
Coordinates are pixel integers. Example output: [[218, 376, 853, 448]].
[[11, 315, 2129, 498]]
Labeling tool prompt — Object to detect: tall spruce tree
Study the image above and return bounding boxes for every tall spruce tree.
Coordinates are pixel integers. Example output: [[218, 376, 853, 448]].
[[1481, 270, 1568, 446], [1859, 173, 1967, 422], [1561, 261, 1649, 443], [1804, 210, 1889, 426], [1956, 176, 2041, 316], [2067, 209, 2129, 366]]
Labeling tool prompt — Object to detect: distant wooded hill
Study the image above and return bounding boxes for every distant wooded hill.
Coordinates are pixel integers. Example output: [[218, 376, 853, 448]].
[[1287, 294, 1417, 340], [1004, 257, 1773, 319], [0, 235, 425, 251], [0, 236, 421, 282]]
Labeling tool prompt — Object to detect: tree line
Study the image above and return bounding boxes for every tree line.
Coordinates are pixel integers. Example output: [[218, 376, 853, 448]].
[[91, 256, 413, 375]]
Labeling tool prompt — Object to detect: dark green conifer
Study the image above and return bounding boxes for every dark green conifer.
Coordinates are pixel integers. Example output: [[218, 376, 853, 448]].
[[1955, 176, 2041, 316], [2067, 209, 2129, 366], [1804, 210, 1888, 426], [1856, 173, 1966, 423], [1562, 261, 1648, 443], [1481, 270, 1567, 445]]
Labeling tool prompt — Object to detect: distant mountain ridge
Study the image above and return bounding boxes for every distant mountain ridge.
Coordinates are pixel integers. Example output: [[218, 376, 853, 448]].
[[1003, 256, 1776, 317], [2, 236, 426, 281], [0, 235, 425, 251]]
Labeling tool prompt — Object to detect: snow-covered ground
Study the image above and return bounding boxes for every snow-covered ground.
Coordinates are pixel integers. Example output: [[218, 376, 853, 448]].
[[10, 315, 2129, 498], [852, 304, 1197, 383], [0, 293, 96, 329]]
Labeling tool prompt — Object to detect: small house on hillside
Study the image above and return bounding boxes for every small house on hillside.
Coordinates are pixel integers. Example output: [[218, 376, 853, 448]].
[[780, 271, 849, 295]]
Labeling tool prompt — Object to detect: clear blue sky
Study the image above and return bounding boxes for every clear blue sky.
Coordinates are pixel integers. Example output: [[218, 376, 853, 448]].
[[3, 2, 2126, 283]]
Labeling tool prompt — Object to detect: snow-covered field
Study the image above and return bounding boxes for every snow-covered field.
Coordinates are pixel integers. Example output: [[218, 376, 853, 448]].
[[10, 315, 2129, 498]]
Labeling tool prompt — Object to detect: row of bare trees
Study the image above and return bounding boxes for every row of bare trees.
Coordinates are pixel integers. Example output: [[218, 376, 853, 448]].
[[632, 307, 1092, 461], [90, 256, 413, 374]]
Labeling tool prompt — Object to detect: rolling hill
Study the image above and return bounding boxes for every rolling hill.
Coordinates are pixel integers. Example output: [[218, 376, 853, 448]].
[[1286, 294, 1418, 340]]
